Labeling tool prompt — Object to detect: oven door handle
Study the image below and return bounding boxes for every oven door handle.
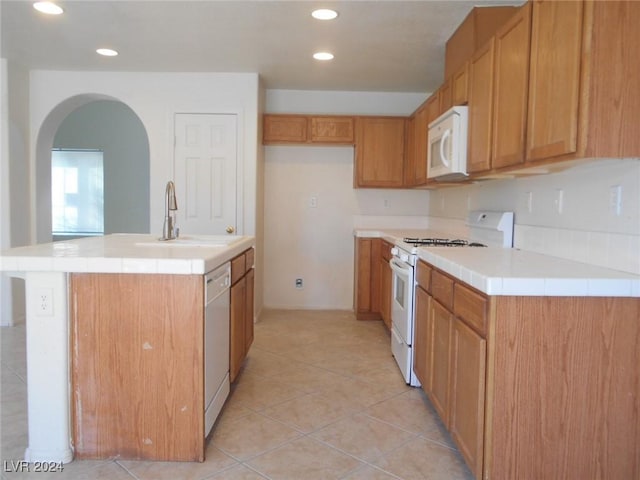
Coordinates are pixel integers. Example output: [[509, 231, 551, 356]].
[[389, 258, 412, 277]]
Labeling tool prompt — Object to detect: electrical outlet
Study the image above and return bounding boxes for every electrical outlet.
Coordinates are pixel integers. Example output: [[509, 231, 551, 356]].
[[309, 196, 317, 208], [554, 189, 564, 214], [35, 288, 54, 316], [295, 278, 303, 289], [609, 185, 622, 216]]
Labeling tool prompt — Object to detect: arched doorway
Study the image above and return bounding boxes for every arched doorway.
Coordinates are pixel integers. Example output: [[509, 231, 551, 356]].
[[35, 94, 150, 243]]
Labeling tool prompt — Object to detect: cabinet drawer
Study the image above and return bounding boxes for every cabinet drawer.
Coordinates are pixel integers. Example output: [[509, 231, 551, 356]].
[[453, 283, 488, 336], [432, 270, 454, 310], [231, 253, 246, 285], [416, 260, 432, 292]]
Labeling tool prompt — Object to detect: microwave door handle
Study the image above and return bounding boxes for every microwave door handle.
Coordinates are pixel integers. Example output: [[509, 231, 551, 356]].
[[440, 129, 451, 167]]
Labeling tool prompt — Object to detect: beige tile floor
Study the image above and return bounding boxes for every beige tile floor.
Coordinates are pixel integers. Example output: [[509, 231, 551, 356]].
[[1, 310, 473, 479]]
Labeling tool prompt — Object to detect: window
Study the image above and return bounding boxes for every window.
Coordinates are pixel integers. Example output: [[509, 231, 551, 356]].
[[51, 149, 104, 236]]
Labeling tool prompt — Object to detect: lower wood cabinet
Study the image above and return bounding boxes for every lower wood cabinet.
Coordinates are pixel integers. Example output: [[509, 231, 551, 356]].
[[230, 248, 255, 382], [354, 237, 392, 326], [70, 273, 206, 462], [414, 259, 640, 479]]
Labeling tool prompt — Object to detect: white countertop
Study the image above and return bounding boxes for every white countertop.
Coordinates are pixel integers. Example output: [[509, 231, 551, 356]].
[[355, 229, 640, 297], [0, 234, 255, 275]]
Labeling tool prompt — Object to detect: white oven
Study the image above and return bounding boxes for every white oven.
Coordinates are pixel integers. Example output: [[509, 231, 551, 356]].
[[388, 211, 514, 388], [389, 249, 421, 387]]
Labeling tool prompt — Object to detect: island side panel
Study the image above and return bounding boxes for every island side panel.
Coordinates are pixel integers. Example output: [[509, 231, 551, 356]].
[[70, 273, 205, 462], [488, 296, 640, 479]]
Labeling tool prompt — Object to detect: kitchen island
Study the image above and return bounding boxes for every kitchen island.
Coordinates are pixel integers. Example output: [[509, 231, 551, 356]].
[[355, 228, 640, 479], [0, 233, 255, 464]]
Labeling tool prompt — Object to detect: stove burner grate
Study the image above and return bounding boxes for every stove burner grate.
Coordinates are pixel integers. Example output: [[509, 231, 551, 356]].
[[403, 237, 487, 248]]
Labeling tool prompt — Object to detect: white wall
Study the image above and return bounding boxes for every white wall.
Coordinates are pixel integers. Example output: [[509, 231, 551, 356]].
[[428, 159, 640, 274], [263, 89, 430, 310]]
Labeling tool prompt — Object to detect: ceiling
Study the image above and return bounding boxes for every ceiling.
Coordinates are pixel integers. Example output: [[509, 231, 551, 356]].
[[1, 0, 522, 93]]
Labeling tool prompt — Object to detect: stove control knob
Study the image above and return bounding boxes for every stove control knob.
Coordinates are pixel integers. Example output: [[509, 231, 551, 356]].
[[390, 247, 399, 256], [400, 253, 410, 263]]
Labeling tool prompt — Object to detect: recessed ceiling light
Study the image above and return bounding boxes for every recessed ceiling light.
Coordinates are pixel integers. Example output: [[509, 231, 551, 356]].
[[33, 2, 64, 15], [313, 52, 334, 61], [96, 48, 118, 57], [312, 9, 338, 20]]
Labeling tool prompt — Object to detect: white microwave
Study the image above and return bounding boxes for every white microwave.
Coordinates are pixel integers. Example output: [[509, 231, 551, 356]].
[[427, 106, 469, 181]]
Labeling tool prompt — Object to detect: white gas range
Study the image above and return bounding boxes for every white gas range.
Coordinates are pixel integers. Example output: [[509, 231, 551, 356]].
[[389, 211, 514, 386]]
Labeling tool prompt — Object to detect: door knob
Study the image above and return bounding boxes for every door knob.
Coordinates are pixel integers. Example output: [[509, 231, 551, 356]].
[[226, 226, 235, 234]]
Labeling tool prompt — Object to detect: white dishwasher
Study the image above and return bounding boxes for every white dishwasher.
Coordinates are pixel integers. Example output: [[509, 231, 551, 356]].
[[204, 262, 231, 437]]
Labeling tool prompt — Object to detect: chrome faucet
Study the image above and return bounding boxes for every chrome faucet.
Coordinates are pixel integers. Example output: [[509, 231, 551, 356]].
[[161, 181, 178, 240]]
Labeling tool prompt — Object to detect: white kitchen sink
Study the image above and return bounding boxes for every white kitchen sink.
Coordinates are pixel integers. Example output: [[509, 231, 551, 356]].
[[135, 235, 243, 248]]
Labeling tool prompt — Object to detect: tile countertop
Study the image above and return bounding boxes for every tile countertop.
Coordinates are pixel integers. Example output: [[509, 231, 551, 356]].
[[355, 229, 640, 298], [0, 233, 255, 275]]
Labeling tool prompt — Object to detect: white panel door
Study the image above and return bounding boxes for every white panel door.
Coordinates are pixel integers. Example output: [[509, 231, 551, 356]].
[[174, 113, 237, 235]]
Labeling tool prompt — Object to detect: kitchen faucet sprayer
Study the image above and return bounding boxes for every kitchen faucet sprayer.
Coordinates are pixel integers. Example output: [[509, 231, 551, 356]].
[[161, 180, 179, 240]]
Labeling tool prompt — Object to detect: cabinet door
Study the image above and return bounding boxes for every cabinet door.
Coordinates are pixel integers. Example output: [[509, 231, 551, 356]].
[[428, 300, 453, 426], [439, 79, 453, 114], [467, 38, 495, 173], [403, 115, 417, 186], [355, 117, 406, 188], [492, 3, 532, 169], [263, 114, 308, 144], [413, 286, 431, 387], [449, 318, 487, 480], [310, 116, 355, 144], [244, 268, 254, 352], [452, 63, 469, 105], [526, 0, 583, 161], [230, 276, 246, 383]]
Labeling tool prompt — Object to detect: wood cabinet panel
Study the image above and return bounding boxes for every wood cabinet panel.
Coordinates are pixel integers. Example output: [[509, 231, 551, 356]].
[[354, 238, 383, 320], [230, 248, 255, 383], [428, 300, 453, 426], [450, 318, 486, 480], [71, 273, 205, 461], [467, 38, 495, 173], [263, 114, 308, 144], [230, 275, 246, 382], [452, 63, 469, 106], [310, 116, 355, 144], [354, 117, 406, 188], [492, 3, 531, 169], [488, 296, 640, 479], [526, 0, 583, 161], [439, 80, 453, 114], [445, 6, 518, 78]]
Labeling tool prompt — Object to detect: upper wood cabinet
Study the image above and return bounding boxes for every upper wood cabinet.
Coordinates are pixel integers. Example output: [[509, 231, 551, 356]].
[[468, 3, 532, 175], [445, 6, 519, 78], [526, 0, 640, 163], [309, 116, 355, 144], [404, 100, 430, 187], [438, 79, 453, 114], [263, 114, 354, 145], [491, 2, 532, 169], [354, 116, 406, 188], [467, 38, 495, 174], [263, 114, 308, 143], [452, 62, 469, 106]]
